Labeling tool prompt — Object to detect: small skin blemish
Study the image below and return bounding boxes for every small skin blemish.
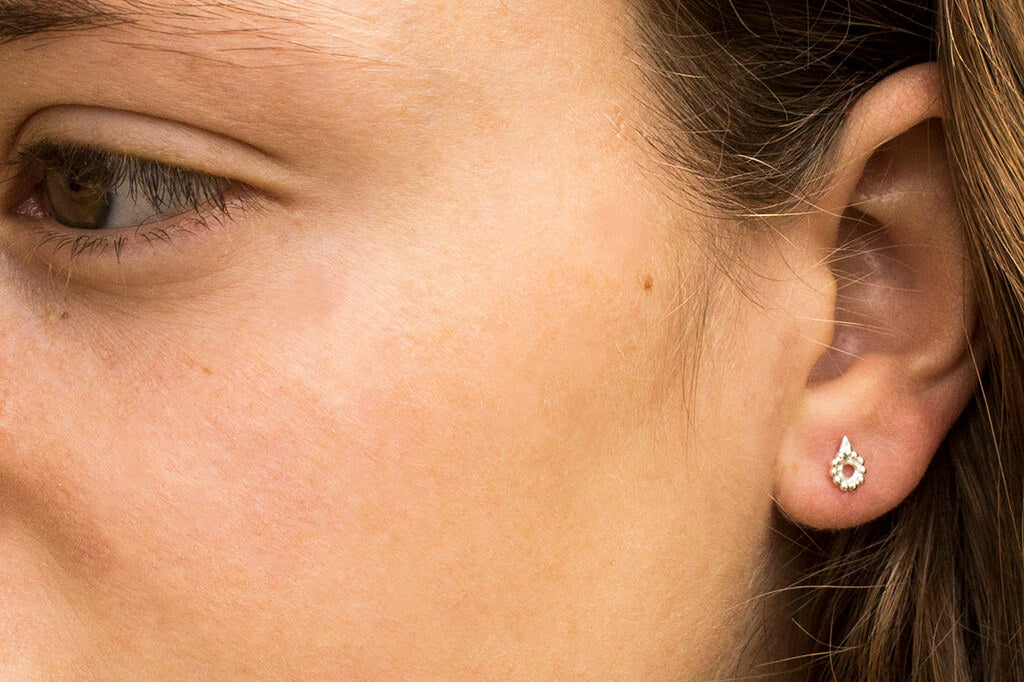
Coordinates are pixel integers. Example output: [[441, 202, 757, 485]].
[[60, 311, 69, 320], [642, 274, 654, 291], [202, 367, 213, 376]]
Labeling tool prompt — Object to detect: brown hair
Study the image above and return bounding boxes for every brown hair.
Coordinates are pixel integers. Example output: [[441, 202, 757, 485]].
[[633, 0, 1024, 678]]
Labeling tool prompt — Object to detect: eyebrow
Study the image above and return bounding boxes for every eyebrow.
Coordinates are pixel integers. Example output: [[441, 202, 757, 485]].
[[0, 0, 133, 45]]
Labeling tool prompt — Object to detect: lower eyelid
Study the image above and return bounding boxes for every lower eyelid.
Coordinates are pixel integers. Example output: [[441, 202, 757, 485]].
[[2, 195, 261, 291], [27, 217, 208, 263]]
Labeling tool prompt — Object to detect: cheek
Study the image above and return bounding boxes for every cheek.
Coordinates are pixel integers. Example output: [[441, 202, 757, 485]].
[[0, 196, 684, 672]]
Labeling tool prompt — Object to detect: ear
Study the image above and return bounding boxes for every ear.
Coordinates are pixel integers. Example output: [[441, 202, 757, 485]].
[[775, 63, 983, 529]]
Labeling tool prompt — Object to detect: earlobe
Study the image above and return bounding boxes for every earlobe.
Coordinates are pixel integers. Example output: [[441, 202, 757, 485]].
[[775, 66, 983, 530]]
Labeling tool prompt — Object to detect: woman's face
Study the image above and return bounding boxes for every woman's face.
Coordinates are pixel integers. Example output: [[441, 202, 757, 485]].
[[0, 1, 809, 677]]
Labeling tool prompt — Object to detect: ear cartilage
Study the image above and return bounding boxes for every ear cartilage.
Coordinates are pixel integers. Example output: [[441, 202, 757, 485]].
[[830, 436, 866, 491]]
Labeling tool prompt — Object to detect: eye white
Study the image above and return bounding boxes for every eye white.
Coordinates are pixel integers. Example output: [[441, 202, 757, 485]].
[[102, 178, 172, 229]]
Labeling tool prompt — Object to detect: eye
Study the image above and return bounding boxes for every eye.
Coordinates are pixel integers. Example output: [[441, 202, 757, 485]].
[[11, 141, 238, 233], [0, 130, 273, 289], [43, 150, 114, 230]]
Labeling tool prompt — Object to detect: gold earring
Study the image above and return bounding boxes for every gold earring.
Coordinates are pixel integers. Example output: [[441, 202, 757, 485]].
[[830, 436, 866, 491]]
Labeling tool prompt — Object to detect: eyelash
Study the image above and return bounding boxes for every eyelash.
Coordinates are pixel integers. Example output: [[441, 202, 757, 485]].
[[8, 140, 251, 263]]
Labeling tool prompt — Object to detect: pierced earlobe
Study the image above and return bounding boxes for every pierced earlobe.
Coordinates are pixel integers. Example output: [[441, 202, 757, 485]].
[[830, 436, 866, 491]]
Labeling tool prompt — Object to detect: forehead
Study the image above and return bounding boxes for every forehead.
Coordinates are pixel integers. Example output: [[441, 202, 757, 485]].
[[0, 1, 602, 42], [0, 0, 634, 165], [0, 1, 633, 74], [0, 0, 356, 32], [0, 0, 389, 60]]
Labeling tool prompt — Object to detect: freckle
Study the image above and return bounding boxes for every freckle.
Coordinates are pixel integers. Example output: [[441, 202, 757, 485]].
[[202, 367, 213, 376], [642, 274, 654, 291], [60, 311, 70, 320]]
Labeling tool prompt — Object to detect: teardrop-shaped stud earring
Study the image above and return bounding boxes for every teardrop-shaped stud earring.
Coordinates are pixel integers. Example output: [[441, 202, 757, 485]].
[[830, 436, 866, 491]]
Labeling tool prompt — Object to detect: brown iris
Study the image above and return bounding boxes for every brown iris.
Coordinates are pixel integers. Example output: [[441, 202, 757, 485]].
[[43, 161, 113, 230]]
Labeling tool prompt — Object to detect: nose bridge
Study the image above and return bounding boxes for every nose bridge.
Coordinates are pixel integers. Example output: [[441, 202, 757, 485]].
[[0, 257, 40, 415], [0, 256, 20, 427], [0, 253, 38, 493], [0, 221, 128, 682], [0, 251, 68, 512], [0, 268, 120, 587]]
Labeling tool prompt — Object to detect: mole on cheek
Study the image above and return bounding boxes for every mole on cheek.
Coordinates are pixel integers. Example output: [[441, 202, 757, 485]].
[[642, 274, 654, 291]]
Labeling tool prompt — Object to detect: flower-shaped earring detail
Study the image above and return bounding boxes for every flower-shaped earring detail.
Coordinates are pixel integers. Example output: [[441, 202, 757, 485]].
[[830, 436, 866, 491]]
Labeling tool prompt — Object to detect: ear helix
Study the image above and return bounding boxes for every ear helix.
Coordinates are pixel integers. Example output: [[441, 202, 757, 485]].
[[830, 436, 866, 491]]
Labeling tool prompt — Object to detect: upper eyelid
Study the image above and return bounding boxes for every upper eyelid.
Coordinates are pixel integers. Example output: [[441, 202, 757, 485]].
[[14, 140, 231, 191], [11, 140, 240, 219], [7, 105, 300, 202]]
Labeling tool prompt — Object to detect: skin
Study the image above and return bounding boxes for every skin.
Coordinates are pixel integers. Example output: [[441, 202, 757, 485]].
[[0, 1, 974, 679]]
